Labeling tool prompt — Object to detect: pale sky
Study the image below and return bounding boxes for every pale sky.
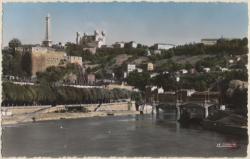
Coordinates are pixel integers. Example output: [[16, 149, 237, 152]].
[[3, 2, 248, 47]]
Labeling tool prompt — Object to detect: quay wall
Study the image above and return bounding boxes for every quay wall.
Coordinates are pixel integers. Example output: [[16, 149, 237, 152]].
[[1, 102, 136, 115]]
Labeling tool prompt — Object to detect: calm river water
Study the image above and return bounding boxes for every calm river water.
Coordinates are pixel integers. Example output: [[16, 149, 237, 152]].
[[2, 114, 248, 157]]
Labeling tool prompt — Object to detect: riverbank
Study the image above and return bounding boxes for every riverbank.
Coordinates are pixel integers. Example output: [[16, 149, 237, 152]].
[[1, 102, 140, 125], [201, 110, 248, 136], [2, 110, 140, 125]]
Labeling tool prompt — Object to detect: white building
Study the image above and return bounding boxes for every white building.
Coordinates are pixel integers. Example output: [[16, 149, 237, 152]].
[[113, 42, 125, 48], [203, 67, 211, 73], [150, 73, 159, 78], [66, 56, 83, 66], [127, 64, 136, 73], [153, 50, 161, 54], [137, 68, 143, 73], [180, 69, 188, 74], [124, 72, 127, 78], [146, 49, 151, 56], [228, 59, 234, 64], [201, 39, 218, 45], [127, 41, 137, 48], [154, 43, 175, 50], [147, 63, 154, 71], [221, 67, 229, 72], [158, 87, 164, 94]]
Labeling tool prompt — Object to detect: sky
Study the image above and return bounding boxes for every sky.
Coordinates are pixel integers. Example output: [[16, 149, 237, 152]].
[[2, 2, 248, 47]]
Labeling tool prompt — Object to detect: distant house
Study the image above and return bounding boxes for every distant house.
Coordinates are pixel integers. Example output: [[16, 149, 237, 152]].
[[137, 68, 143, 73], [147, 63, 154, 71], [124, 72, 127, 78], [221, 67, 229, 72], [87, 74, 96, 84], [228, 59, 234, 64], [66, 56, 83, 66], [158, 87, 164, 94], [145, 49, 151, 56], [150, 73, 159, 78], [154, 43, 175, 50], [153, 50, 161, 54], [203, 67, 211, 73], [113, 42, 125, 48], [126, 41, 137, 48], [180, 69, 188, 74], [163, 71, 169, 74], [127, 64, 136, 73]]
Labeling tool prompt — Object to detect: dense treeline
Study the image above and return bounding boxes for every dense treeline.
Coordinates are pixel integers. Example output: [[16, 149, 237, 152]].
[[172, 38, 248, 56], [127, 69, 248, 92], [2, 82, 142, 106]]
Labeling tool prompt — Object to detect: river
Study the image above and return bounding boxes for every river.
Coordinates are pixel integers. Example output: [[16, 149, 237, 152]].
[[2, 114, 248, 157]]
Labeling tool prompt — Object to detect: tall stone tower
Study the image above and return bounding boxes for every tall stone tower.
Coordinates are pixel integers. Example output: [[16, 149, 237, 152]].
[[76, 32, 80, 45], [42, 14, 52, 47]]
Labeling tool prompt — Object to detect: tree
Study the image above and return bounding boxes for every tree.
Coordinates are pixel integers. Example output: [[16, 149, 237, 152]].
[[9, 38, 22, 49], [127, 71, 150, 91]]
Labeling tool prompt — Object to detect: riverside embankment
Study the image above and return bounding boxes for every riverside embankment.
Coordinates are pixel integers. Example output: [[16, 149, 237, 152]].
[[1, 102, 140, 125]]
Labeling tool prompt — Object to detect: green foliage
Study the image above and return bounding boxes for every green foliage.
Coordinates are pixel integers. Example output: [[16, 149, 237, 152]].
[[195, 55, 227, 71], [172, 38, 248, 56], [36, 63, 83, 85], [8, 38, 22, 48], [2, 49, 31, 77], [2, 82, 140, 106], [229, 88, 247, 116], [127, 71, 150, 91], [156, 60, 185, 72]]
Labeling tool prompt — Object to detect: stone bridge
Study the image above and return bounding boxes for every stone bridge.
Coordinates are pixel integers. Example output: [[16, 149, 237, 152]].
[[156, 101, 219, 121]]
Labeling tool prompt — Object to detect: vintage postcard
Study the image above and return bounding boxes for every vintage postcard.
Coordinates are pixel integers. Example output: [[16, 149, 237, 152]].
[[1, 0, 248, 158]]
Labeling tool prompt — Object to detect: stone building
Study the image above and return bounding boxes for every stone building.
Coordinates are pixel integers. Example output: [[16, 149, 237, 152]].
[[78, 30, 106, 49], [30, 46, 66, 77], [154, 43, 175, 50], [66, 56, 83, 66]]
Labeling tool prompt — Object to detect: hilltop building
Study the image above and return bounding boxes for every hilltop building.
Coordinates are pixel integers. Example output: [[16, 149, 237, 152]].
[[16, 46, 83, 77], [201, 39, 218, 45], [30, 46, 66, 77], [154, 43, 175, 50], [126, 41, 137, 48], [113, 42, 125, 48], [77, 30, 106, 48], [75, 30, 106, 54]]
